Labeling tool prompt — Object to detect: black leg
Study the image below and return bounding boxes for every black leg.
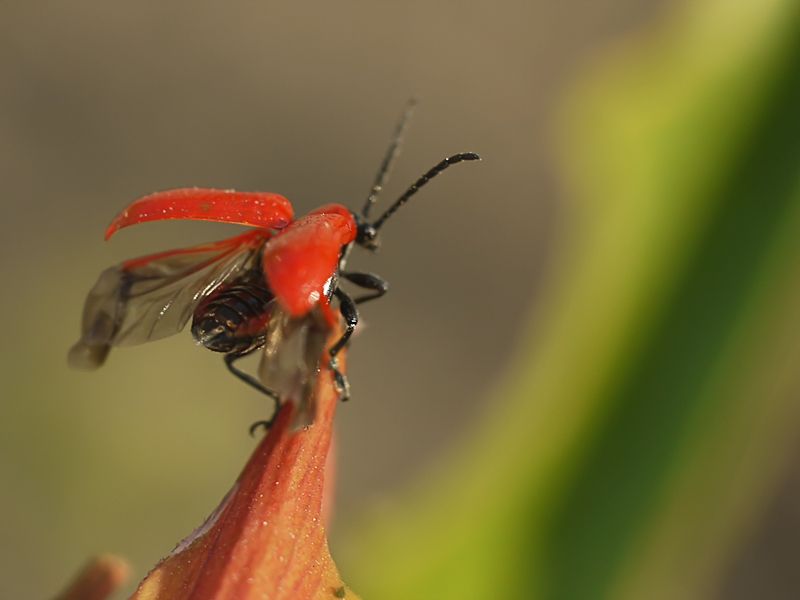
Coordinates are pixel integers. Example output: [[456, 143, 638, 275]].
[[224, 350, 281, 434], [248, 419, 270, 437], [329, 288, 358, 401], [341, 271, 389, 305]]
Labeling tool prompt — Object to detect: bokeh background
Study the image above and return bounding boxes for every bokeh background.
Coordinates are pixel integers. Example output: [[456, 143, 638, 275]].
[[2, 1, 800, 598]]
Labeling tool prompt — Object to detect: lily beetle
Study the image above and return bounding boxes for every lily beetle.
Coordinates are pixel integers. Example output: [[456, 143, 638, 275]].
[[69, 102, 480, 426]]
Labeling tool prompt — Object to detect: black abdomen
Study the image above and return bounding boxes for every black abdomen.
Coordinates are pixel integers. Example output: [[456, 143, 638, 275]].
[[191, 277, 274, 355]]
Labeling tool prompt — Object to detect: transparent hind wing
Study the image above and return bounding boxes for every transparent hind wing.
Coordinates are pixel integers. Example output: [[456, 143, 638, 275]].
[[257, 307, 329, 428], [69, 230, 269, 370]]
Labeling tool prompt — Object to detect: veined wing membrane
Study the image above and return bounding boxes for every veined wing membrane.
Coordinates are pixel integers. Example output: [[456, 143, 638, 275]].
[[69, 230, 269, 370], [257, 307, 330, 428]]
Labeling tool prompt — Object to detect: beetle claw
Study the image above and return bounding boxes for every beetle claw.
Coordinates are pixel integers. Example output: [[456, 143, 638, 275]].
[[249, 419, 273, 437], [329, 357, 351, 402]]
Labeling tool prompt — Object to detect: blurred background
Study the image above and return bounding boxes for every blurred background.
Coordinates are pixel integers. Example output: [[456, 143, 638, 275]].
[[2, 0, 800, 598]]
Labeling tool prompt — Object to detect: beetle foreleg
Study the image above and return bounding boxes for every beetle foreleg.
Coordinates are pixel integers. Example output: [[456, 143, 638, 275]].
[[341, 271, 389, 305], [329, 288, 358, 401]]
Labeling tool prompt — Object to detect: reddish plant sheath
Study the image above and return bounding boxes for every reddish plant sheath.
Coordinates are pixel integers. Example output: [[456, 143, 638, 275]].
[[132, 349, 357, 600]]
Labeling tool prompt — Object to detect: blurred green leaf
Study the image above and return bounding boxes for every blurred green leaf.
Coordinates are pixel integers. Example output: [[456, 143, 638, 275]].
[[343, 0, 800, 598]]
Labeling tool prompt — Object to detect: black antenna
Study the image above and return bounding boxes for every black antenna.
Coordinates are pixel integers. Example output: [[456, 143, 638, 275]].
[[371, 152, 481, 232], [361, 98, 417, 219]]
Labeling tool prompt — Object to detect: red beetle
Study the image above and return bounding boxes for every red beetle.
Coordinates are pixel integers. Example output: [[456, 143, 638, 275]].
[[69, 103, 480, 426]]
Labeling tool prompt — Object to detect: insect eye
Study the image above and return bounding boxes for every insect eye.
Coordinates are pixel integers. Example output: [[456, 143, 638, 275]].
[[357, 224, 380, 250]]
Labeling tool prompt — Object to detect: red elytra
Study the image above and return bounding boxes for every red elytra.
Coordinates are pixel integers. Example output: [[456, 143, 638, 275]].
[[70, 101, 479, 422], [106, 190, 356, 323], [105, 187, 294, 240]]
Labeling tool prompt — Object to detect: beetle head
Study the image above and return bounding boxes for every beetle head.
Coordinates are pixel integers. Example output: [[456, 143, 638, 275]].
[[355, 219, 380, 251], [357, 101, 479, 252]]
